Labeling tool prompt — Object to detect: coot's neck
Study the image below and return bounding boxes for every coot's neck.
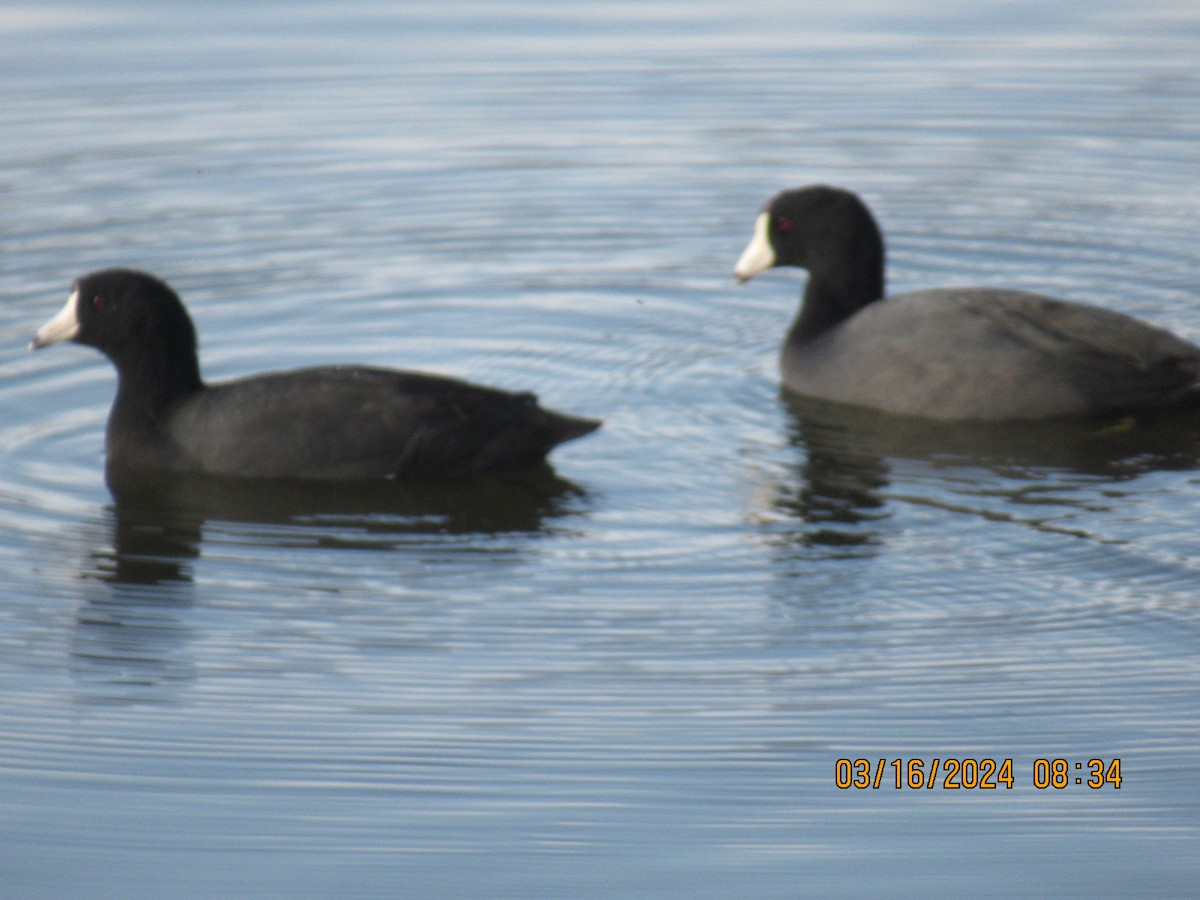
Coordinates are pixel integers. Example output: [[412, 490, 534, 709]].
[[788, 261, 886, 343], [110, 342, 205, 423]]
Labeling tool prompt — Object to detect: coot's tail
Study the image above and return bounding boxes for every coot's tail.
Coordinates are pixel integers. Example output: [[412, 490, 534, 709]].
[[471, 400, 599, 476], [548, 411, 602, 446]]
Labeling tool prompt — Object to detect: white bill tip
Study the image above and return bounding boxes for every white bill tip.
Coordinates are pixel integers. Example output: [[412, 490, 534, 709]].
[[31, 288, 81, 350], [734, 212, 776, 284]]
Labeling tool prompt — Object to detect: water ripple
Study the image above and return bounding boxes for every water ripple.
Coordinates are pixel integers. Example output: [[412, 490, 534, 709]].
[[3, 3, 1200, 896]]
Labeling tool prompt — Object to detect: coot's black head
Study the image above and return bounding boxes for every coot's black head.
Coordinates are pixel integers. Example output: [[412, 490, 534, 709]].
[[734, 185, 885, 289], [32, 268, 202, 393], [734, 186, 887, 337]]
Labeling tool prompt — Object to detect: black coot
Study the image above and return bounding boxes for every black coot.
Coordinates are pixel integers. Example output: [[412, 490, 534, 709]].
[[31, 269, 599, 480], [735, 185, 1200, 420]]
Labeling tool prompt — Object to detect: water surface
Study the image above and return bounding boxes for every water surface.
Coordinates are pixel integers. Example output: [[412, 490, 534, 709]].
[[2, 2, 1199, 897]]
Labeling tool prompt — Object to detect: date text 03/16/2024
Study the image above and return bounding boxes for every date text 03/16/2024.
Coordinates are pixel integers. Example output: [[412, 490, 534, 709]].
[[834, 758, 1122, 790]]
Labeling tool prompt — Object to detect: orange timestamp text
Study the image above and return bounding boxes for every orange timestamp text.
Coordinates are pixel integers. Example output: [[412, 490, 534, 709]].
[[834, 757, 1121, 790]]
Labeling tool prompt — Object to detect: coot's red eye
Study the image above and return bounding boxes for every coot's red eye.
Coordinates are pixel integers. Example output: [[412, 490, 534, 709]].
[[93, 295, 107, 311], [775, 216, 794, 233]]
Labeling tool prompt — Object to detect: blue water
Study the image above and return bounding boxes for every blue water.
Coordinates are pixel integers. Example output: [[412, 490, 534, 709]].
[[2, 2, 1199, 897]]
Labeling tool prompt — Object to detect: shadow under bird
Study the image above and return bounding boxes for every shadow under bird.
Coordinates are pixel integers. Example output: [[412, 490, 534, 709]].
[[734, 184, 1200, 421], [31, 269, 599, 481]]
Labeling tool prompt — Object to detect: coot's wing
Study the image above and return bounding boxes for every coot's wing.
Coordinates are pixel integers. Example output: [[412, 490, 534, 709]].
[[168, 367, 598, 480]]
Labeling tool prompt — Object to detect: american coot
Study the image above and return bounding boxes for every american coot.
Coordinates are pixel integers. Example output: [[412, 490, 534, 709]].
[[734, 185, 1200, 421], [31, 269, 599, 480]]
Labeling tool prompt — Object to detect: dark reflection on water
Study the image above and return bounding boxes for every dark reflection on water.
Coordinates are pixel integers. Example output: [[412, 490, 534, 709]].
[[68, 465, 590, 701], [769, 391, 1200, 551], [72, 502, 200, 703], [84, 463, 587, 590], [103, 462, 591, 552]]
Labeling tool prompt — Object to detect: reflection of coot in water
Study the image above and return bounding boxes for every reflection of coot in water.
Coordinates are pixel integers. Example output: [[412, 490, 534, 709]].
[[75, 463, 589, 703], [735, 185, 1200, 421], [31, 269, 599, 483], [770, 395, 892, 553], [782, 392, 1200, 477], [769, 390, 1200, 552], [97, 493, 203, 587], [106, 463, 592, 558], [96, 464, 589, 587]]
